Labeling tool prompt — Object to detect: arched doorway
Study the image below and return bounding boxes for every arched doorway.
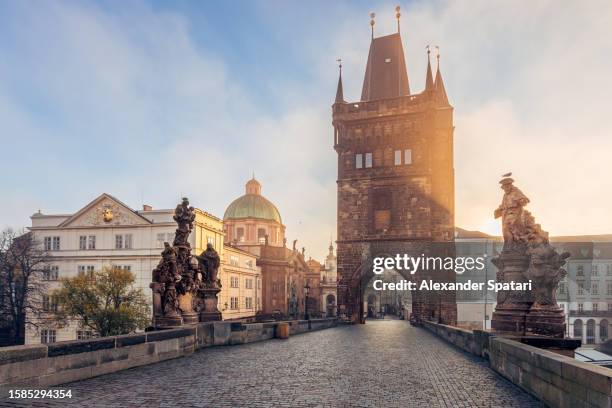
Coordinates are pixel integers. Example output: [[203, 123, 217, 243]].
[[338, 247, 457, 325], [574, 319, 583, 339], [600, 319, 608, 342], [587, 319, 596, 344], [326, 294, 336, 317]]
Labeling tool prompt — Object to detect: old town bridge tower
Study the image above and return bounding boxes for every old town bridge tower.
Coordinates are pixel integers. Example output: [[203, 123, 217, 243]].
[[332, 14, 457, 324]]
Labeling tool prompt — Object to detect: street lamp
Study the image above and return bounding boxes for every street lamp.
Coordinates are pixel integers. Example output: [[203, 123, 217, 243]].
[[304, 282, 310, 320]]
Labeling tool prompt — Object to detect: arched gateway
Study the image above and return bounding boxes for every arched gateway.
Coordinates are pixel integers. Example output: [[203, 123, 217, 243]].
[[332, 17, 457, 325]]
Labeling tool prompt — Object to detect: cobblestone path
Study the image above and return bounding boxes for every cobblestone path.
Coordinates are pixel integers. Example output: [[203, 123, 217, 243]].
[[1, 320, 541, 407]]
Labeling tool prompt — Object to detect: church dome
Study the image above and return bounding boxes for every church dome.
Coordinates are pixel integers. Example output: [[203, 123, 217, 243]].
[[223, 178, 282, 224]]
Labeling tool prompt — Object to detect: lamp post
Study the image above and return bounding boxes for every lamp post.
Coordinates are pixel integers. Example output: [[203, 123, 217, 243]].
[[304, 282, 310, 320]]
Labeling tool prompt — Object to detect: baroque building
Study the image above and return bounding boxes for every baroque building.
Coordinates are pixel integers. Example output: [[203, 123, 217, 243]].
[[332, 17, 457, 324], [223, 178, 308, 318], [27, 193, 261, 344]]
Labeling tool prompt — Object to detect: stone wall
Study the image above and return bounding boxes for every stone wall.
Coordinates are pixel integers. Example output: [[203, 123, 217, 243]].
[[0, 318, 336, 392], [423, 320, 612, 407]]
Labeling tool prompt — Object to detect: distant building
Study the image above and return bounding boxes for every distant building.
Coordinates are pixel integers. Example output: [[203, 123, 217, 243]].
[[223, 178, 308, 318], [320, 242, 338, 317], [26, 193, 261, 344], [305, 258, 322, 317]]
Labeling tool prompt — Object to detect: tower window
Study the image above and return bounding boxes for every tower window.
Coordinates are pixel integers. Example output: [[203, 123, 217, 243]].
[[365, 153, 373, 168], [404, 149, 412, 165], [394, 150, 402, 166], [384, 58, 392, 63], [355, 154, 363, 169]]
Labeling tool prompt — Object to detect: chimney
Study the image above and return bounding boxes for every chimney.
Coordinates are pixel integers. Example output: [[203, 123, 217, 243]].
[[142, 204, 152, 211]]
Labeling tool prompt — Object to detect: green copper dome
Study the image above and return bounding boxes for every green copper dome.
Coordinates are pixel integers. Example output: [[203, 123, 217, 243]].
[[223, 178, 283, 224]]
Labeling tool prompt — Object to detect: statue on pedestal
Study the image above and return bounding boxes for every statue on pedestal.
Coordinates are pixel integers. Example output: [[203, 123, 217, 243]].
[[491, 176, 569, 338], [151, 198, 204, 327], [195, 243, 222, 322]]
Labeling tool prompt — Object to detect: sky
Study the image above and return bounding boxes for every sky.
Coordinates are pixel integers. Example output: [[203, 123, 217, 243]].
[[1, 0, 612, 261]]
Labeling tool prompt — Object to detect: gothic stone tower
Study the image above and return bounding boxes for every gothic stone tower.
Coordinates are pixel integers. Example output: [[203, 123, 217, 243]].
[[333, 25, 457, 324]]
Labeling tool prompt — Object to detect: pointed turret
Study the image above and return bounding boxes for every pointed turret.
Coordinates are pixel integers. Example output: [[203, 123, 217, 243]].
[[335, 59, 345, 103], [425, 47, 434, 92], [434, 51, 449, 105]]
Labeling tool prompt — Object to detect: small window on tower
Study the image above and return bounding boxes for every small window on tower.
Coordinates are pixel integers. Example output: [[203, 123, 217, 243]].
[[365, 153, 372, 168], [384, 58, 392, 63], [355, 154, 363, 169], [404, 149, 412, 165], [394, 150, 402, 166]]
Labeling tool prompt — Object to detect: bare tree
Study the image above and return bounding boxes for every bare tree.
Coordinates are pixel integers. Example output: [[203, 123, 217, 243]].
[[0, 228, 50, 345]]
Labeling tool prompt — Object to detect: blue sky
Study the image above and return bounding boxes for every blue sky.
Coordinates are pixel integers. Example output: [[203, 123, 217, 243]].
[[1, 1, 612, 260]]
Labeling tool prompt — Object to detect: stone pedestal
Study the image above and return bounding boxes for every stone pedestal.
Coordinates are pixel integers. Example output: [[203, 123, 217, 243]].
[[511, 336, 581, 358], [525, 305, 566, 338], [198, 287, 222, 322], [179, 292, 199, 324], [491, 251, 532, 335]]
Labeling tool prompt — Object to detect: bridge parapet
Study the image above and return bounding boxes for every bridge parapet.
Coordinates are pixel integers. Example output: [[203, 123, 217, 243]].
[[0, 318, 337, 392], [422, 321, 612, 407]]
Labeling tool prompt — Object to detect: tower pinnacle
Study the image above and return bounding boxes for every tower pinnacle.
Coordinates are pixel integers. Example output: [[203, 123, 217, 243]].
[[395, 6, 401, 33], [335, 58, 345, 103], [425, 45, 434, 92]]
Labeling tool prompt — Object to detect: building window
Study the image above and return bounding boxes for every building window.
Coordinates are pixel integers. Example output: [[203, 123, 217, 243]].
[[79, 236, 87, 250], [404, 149, 412, 165], [230, 276, 239, 288], [236, 227, 245, 242], [365, 152, 373, 168], [78, 265, 95, 279], [207, 236, 215, 248], [230, 297, 239, 310], [112, 265, 131, 272], [245, 279, 253, 289], [156, 233, 165, 248], [577, 265, 584, 276], [245, 297, 253, 309], [608, 303, 612, 312], [42, 295, 58, 312], [593, 303, 599, 312], [44, 236, 60, 251], [230, 256, 239, 266], [592, 282, 599, 295], [394, 150, 402, 166], [593, 264, 599, 276], [115, 234, 133, 249], [43, 265, 59, 281], [607, 282, 612, 295], [355, 153, 363, 169], [40, 329, 56, 344], [608, 264, 612, 276], [245, 260, 254, 269], [577, 281, 585, 296], [558, 282, 566, 294], [578, 303, 584, 312], [77, 330, 94, 340]]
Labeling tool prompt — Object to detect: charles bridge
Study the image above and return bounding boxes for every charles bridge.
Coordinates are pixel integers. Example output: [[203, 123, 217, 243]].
[[1, 317, 611, 407]]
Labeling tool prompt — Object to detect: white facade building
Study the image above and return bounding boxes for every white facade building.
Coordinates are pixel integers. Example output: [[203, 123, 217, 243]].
[[28, 193, 261, 344]]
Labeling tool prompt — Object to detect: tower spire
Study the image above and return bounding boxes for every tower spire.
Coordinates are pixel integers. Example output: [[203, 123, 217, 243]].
[[395, 6, 401, 33], [335, 58, 345, 103], [369, 12, 376, 39], [434, 46, 449, 105], [425, 45, 434, 92]]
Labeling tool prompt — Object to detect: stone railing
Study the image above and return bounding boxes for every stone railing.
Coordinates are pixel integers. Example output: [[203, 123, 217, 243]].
[[422, 321, 612, 407], [0, 318, 336, 392]]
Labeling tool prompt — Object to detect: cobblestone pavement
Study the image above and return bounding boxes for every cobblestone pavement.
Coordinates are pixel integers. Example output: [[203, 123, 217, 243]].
[[1, 320, 542, 407]]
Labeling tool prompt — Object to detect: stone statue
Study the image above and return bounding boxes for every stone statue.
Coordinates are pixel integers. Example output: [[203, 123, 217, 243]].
[[264, 234, 269, 246], [494, 178, 530, 251], [301, 247, 306, 257], [151, 198, 219, 327], [173, 197, 195, 247], [283, 237, 287, 247], [491, 176, 570, 338], [292, 239, 297, 251], [196, 243, 221, 288]]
